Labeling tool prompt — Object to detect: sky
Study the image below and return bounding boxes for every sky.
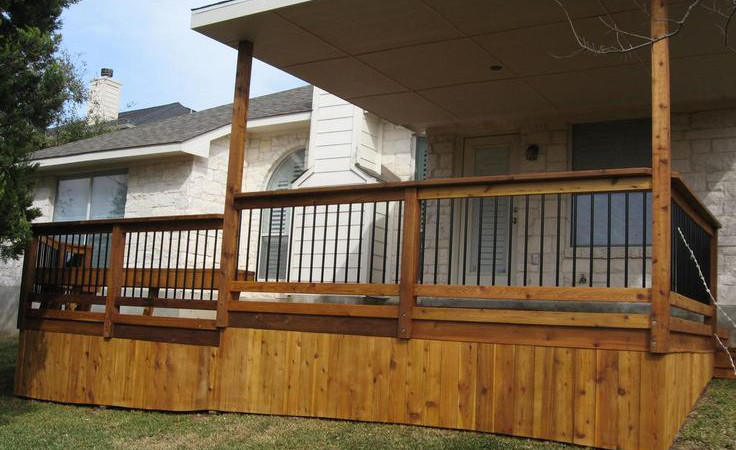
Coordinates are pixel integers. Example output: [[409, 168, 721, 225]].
[[59, 0, 307, 113]]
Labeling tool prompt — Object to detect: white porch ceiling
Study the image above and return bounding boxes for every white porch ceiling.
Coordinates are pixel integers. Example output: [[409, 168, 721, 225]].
[[192, 0, 736, 131]]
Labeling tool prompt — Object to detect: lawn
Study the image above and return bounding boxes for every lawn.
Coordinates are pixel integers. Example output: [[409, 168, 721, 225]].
[[0, 333, 733, 450]]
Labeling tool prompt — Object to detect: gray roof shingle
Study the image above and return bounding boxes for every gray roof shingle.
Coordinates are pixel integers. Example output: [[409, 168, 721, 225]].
[[34, 85, 313, 160], [117, 102, 195, 126]]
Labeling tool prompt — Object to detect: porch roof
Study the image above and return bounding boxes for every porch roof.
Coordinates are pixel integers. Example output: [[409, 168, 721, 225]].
[[192, 0, 736, 131]]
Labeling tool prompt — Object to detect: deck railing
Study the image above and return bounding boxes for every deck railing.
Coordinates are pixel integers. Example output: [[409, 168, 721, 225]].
[[17, 169, 720, 350]]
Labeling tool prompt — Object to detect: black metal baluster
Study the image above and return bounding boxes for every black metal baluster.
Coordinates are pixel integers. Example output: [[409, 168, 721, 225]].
[[419, 200, 426, 285], [200, 229, 209, 299], [357, 203, 364, 283], [556, 194, 561, 287], [395, 201, 403, 284], [174, 231, 182, 298], [321, 205, 329, 283], [183, 230, 191, 297], [287, 206, 295, 282], [572, 195, 578, 287], [234, 213, 242, 281], [382, 202, 389, 284], [589, 194, 594, 287], [192, 229, 200, 292], [476, 198, 484, 286], [539, 195, 545, 287], [60, 234, 69, 295], [523, 195, 529, 287], [95, 233, 104, 294], [369, 203, 377, 283], [265, 208, 273, 282], [102, 233, 110, 297], [447, 198, 455, 286], [210, 229, 218, 300], [333, 204, 341, 282], [624, 193, 629, 287], [299, 206, 306, 283], [507, 197, 514, 286], [642, 192, 647, 288], [345, 204, 352, 283], [606, 193, 612, 287], [245, 209, 253, 281], [310, 206, 316, 283], [434, 198, 440, 284], [276, 207, 284, 281], [462, 198, 469, 285], [492, 197, 498, 286], [149, 231, 157, 295], [255, 209, 263, 281], [140, 231, 148, 297], [166, 230, 174, 297]]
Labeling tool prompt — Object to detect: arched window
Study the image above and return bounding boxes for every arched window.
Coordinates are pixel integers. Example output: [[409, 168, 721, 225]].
[[259, 149, 306, 280]]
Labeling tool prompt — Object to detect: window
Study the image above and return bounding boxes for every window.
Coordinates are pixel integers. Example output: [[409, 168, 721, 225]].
[[54, 172, 128, 221], [53, 172, 128, 268], [572, 120, 651, 246], [258, 150, 307, 280]]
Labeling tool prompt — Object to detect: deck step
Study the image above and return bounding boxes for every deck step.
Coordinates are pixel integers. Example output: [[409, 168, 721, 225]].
[[714, 346, 736, 379]]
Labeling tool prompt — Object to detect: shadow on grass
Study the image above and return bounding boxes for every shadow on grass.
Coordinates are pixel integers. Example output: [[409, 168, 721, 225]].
[[0, 334, 40, 426]]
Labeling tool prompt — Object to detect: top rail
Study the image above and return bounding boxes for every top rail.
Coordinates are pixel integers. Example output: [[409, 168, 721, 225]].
[[234, 168, 653, 209], [31, 214, 224, 234]]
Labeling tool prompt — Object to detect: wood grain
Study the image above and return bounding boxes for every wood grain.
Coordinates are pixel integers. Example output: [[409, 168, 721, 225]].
[[15, 328, 713, 450]]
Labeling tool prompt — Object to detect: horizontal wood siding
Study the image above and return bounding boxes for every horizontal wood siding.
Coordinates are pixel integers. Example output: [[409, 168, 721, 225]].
[[16, 329, 713, 450]]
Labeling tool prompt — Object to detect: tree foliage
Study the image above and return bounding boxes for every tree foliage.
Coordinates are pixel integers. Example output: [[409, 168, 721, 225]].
[[0, 0, 80, 261]]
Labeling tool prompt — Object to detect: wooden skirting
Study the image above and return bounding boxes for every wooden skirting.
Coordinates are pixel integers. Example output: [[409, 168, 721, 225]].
[[15, 328, 713, 450]]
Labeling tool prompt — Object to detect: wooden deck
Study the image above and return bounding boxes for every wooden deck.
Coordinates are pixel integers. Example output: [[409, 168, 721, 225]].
[[12, 169, 724, 450]]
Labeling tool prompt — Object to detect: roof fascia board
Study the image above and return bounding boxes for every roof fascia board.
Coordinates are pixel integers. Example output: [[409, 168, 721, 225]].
[[36, 143, 185, 170], [191, 0, 313, 29]]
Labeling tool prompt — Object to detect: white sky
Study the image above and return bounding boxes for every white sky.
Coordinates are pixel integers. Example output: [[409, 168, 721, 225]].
[[60, 0, 307, 112]]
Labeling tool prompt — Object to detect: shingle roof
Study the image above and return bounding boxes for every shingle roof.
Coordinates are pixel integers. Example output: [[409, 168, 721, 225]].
[[117, 103, 195, 126], [34, 85, 313, 160]]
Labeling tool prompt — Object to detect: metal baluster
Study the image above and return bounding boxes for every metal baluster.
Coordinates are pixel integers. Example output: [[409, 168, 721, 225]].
[[434, 198, 440, 284], [286, 206, 295, 282], [476, 198, 484, 286], [395, 201, 402, 284], [321, 205, 329, 283], [606, 193, 612, 287], [210, 229, 218, 300], [462, 198, 469, 285], [555, 194, 561, 287], [624, 193, 629, 287], [382, 202, 389, 284], [539, 195, 545, 287], [357, 203, 364, 283], [447, 198, 455, 285], [333, 204, 340, 282], [589, 194, 594, 287], [345, 204, 352, 283], [523, 195, 529, 287], [299, 206, 306, 283]]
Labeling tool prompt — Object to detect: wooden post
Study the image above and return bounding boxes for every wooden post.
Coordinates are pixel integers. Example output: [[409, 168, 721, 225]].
[[217, 41, 254, 328], [650, 0, 672, 353], [16, 238, 39, 330], [398, 188, 420, 338], [103, 225, 125, 338]]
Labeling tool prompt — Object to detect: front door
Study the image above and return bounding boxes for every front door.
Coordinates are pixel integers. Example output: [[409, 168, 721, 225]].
[[461, 136, 515, 286]]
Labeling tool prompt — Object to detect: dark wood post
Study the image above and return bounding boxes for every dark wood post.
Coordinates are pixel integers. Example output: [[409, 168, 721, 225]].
[[16, 237, 39, 330], [217, 41, 254, 328], [398, 187, 420, 338], [650, 0, 672, 353], [103, 225, 125, 338]]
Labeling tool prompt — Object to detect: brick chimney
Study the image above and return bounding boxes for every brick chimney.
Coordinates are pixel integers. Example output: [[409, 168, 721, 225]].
[[87, 68, 121, 123]]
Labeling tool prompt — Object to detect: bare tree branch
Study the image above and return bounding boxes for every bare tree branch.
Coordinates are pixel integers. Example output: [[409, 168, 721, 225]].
[[552, 0, 734, 55]]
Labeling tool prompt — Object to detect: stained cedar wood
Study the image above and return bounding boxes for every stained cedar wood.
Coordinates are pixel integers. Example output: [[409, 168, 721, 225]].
[[31, 214, 223, 234], [669, 292, 713, 317], [415, 284, 650, 302], [218, 41, 254, 328], [650, 0, 672, 353], [230, 281, 398, 296], [398, 187, 420, 338], [228, 300, 398, 318], [103, 225, 125, 337], [234, 169, 652, 209], [16, 329, 713, 450], [669, 317, 712, 336]]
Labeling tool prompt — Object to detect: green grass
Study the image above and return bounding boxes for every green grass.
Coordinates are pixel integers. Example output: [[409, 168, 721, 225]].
[[0, 334, 733, 450]]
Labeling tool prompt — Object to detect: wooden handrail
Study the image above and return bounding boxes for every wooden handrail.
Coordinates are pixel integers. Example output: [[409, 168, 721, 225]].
[[31, 214, 223, 234], [671, 173, 721, 231], [234, 168, 653, 209]]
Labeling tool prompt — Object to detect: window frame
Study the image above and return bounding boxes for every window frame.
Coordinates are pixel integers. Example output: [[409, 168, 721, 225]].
[[53, 170, 129, 222]]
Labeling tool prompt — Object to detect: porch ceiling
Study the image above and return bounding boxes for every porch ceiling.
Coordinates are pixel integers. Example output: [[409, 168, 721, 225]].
[[192, 0, 736, 131]]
